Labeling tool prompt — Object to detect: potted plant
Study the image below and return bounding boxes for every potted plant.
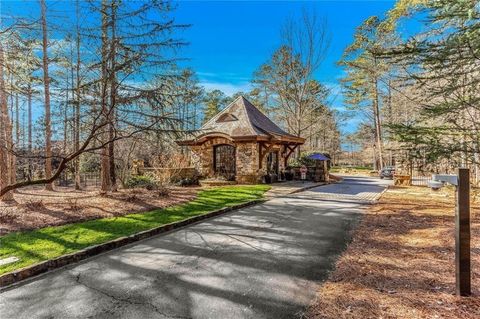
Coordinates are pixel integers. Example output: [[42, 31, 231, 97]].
[[284, 167, 294, 181], [264, 174, 272, 184]]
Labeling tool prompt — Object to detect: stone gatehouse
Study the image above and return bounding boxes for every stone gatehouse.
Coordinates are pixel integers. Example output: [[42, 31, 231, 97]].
[[177, 96, 304, 184]]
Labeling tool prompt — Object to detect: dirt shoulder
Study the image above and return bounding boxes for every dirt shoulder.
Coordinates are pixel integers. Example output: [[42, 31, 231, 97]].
[[0, 186, 198, 235], [307, 185, 480, 319]]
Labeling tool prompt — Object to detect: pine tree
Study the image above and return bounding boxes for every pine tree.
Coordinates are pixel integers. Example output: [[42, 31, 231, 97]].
[[384, 0, 480, 179], [202, 90, 229, 124], [338, 16, 395, 170], [0, 41, 14, 201], [40, 0, 53, 191]]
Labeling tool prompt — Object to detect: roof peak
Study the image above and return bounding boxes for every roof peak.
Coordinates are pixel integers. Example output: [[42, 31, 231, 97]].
[[197, 95, 302, 142]]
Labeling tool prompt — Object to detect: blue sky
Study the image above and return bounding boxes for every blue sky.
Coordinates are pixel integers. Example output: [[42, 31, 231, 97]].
[[2, 0, 397, 134], [173, 0, 396, 133], [175, 1, 395, 90]]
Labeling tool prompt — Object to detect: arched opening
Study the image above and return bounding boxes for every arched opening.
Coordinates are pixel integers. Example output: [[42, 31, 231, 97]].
[[213, 144, 236, 181], [267, 151, 279, 175]]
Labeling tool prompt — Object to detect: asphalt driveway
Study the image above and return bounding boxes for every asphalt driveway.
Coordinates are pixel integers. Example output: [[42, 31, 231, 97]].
[[0, 176, 389, 319]]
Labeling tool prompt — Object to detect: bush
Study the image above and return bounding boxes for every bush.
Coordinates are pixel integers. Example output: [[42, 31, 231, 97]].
[[177, 176, 199, 187], [289, 151, 331, 167], [156, 186, 170, 197], [124, 175, 158, 190], [285, 171, 294, 181]]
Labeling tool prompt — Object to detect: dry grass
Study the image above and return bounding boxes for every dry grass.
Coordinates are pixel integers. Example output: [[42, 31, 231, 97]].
[[0, 186, 198, 235], [307, 185, 480, 319], [328, 174, 343, 182]]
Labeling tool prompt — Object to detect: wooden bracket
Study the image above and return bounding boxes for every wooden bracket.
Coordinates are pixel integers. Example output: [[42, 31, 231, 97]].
[[283, 144, 298, 166]]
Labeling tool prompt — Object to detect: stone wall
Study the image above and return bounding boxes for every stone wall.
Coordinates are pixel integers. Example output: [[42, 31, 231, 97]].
[[236, 142, 260, 184], [143, 167, 198, 184], [191, 137, 235, 178], [191, 138, 262, 184], [190, 138, 291, 184]]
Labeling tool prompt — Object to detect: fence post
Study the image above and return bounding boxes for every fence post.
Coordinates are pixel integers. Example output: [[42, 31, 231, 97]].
[[456, 168, 471, 296]]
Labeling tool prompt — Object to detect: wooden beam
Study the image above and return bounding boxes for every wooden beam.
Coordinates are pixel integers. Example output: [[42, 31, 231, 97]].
[[259, 142, 274, 169], [456, 168, 471, 296]]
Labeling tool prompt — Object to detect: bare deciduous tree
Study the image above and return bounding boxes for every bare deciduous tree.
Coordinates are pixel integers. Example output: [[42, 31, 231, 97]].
[[253, 11, 332, 156]]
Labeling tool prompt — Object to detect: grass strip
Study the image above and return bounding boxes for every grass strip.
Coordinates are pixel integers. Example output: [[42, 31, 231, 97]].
[[0, 185, 269, 275]]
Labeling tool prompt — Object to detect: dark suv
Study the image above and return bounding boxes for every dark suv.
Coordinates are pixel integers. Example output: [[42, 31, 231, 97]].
[[379, 166, 395, 179]]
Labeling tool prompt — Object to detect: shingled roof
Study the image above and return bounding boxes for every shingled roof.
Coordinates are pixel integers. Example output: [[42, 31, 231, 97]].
[[178, 96, 305, 145]]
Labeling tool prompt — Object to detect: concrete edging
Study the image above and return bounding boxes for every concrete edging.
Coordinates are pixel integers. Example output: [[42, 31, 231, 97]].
[[289, 182, 328, 194], [0, 199, 266, 288]]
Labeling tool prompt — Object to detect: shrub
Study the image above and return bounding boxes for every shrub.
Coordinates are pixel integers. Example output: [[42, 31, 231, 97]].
[[156, 186, 170, 197], [289, 151, 331, 167], [178, 177, 199, 187], [176, 171, 200, 187], [124, 175, 158, 190], [20, 200, 45, 211]]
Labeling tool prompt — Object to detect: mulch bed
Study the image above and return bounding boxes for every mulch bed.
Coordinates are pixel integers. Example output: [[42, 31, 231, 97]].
[[0, 186, 199, 235], [307, 185, 480, 319]]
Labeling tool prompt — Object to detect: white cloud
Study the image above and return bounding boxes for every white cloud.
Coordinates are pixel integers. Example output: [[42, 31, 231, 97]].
[[200, 81, 252, 96], [197, 71, 251, 82], [197, 71, 218, 78], [324, 82, 342, 95]]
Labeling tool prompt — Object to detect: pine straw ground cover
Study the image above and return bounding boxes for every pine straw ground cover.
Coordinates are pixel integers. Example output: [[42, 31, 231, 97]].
[[0, 186, 198, 235], [307, 185, 480, 319]]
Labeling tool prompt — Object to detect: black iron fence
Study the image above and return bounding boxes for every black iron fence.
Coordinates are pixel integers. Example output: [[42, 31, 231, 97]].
[[56, 172, 101, 188]]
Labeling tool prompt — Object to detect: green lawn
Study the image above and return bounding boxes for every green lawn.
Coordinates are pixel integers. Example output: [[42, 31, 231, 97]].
[[0, 185, 270, 275]]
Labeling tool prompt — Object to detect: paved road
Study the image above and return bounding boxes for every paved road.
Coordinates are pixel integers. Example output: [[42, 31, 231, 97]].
[[0, 176, 389, 319]]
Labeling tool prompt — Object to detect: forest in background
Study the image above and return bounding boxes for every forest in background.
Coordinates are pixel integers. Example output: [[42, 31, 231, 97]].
[[1, 0, 479, 201], [339, 0, 480, 185], [0, 0, 341, 200]]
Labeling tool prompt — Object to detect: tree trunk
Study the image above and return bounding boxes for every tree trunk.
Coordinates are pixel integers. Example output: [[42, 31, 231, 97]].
[[100, 0, 110, 193], [15, 94, 19, 149], [27, 84, 32, 181], [63, 67, 69, 154], [108, 0, 117, 192], [474, 140, 480, 187], [0, 42, 14, 201], [74, 0, 82, 190], [372, 68, 383, 170], [10, 93, 18, 187], [41, 0, 54, 191], [296, 104, 302, 158], [7, 63, 16, 189]]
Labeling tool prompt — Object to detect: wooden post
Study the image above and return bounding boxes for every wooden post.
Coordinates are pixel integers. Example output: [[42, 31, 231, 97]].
[[456, 168, 471, 296], [324, 160, 329, 182]]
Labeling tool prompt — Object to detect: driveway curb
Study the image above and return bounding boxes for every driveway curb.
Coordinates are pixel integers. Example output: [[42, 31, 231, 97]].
[[289, 181, 335, 194], [0, 199, 267, 288]]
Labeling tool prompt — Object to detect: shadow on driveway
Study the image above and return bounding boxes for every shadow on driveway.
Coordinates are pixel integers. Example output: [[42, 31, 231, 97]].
[[0, 177, 389, 319]]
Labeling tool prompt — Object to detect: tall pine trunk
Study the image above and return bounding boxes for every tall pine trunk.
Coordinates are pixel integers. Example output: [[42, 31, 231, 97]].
[[63, 67, 69, 154], [74, 0, 82, 190], [108, 0, 117, 192], [27, 84, 33, 181], [372, 60, 383, 170], [0, 42, 14, 201], [41, 0, 53, 191], [100, 0, 111, 193], [11, 93, 18, 187], [8, 58, 15, 189]]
